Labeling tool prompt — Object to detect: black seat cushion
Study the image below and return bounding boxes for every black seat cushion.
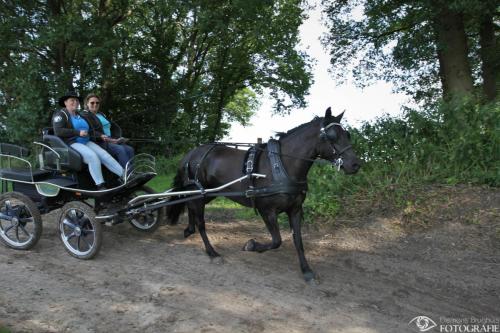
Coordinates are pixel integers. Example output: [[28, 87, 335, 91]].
[[0, 168, 51, 182]]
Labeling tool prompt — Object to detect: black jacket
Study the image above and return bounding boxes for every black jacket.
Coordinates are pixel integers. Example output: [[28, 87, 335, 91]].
[[52, 108, 82, 144], [80, 110, 105, 142]]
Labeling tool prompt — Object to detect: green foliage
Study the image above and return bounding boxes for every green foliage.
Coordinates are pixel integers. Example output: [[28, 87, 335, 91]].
[[155, 155, 183, 177], [352, 96, 499, 184], [303, 97, 499, 218], [146, 155, 183, 191], [0, 0, 312, 152]]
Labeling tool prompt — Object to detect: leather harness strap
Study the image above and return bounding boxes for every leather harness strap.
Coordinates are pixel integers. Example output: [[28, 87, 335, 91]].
[[244, 139, 307, 198]]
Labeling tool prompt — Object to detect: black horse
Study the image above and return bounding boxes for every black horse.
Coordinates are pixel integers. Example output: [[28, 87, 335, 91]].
[[167, 108, 360, 282]]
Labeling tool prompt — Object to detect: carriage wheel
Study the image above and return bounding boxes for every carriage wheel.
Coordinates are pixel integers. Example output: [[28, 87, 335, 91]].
[[128, 185, 164, 232], [0, 192, 42, 250], [58, 201, 102, 259]]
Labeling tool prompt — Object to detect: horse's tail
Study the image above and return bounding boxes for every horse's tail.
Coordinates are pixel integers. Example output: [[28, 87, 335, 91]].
[[166, 168, 186, 225]]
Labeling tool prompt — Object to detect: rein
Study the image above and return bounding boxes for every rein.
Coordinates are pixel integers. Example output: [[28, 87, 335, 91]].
[[215, 129, 354, 168]]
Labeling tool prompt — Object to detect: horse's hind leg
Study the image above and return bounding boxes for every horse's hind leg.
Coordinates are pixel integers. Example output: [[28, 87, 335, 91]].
[[188, 200, 220, 258], [287, 207, 316, 283], [243, 209, 282, 253], [183, 212, 196, 238]]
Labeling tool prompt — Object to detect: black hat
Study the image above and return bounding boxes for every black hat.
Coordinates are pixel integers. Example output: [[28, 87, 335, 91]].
[[58, 91, 82, 107]]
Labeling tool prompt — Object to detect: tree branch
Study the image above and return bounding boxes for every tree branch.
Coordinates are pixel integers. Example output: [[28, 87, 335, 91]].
[[371, 23, 417, 40]]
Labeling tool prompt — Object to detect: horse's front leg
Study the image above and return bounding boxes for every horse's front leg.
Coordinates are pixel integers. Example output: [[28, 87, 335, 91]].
[[243, 209, 282, 252], [287, 207, 317, 283]]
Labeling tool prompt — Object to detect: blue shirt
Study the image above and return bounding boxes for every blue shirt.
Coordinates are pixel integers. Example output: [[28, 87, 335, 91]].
[[96, 113, 111, 137], [70, 114, 90, 144]]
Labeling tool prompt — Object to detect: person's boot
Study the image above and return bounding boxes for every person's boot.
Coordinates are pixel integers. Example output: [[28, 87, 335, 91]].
[[96, 183, 107, 191]]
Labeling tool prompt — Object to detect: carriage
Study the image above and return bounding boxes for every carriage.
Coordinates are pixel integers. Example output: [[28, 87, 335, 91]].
[[0, 130, 265, 260], [0, 108, 359, 282]]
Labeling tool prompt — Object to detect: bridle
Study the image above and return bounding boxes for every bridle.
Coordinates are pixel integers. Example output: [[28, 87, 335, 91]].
[[319, 121, 353, 171]]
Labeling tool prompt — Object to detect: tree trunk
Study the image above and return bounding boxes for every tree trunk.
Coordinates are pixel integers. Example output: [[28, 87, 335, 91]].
[[210, 91, 226, 142], [47, 0, 73, 90], [433, 7, 474, 99], [210, 48, 230, 142], [100, 55, 114, 111], [479, 14, 498, 101]]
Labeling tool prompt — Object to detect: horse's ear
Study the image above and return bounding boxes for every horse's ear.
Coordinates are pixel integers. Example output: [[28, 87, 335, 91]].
[[325, 107, 332, 118], [334, 110, 345, 122]]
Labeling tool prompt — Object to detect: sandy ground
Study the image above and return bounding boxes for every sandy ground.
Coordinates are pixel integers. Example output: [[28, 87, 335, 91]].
[[0, 186, 499, 333]]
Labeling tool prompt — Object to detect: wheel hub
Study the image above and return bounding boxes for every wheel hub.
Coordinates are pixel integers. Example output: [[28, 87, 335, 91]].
[[74, 226, 82, 236]]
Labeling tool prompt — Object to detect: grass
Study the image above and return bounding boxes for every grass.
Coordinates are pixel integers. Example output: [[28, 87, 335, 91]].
[[146, 174, 172, 192], [206, 197, 259, 220]]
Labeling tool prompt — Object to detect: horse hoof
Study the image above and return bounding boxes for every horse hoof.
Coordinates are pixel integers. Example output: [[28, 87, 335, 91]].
[[183, 228, 194, 238], [304, 271, 320, 285], [210, 256, 225, 265], [242, 239, 256, 251]]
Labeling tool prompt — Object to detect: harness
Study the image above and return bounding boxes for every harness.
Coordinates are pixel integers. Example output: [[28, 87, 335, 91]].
[[184, 119, 352, 199], [244, 139, 307, 198], [183, 144, 218, 194], [184, 140, 308, 200]]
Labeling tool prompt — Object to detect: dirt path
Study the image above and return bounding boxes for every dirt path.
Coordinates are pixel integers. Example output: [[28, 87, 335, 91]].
[[1, 187, 499, 333]]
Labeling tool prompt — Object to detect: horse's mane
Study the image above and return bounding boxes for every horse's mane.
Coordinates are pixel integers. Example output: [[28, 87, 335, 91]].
[[275, 116, 321, 139]]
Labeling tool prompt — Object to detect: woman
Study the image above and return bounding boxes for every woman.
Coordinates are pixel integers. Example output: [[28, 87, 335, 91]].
[[82, 93, 134, 169], [52, 91, 124, 190]]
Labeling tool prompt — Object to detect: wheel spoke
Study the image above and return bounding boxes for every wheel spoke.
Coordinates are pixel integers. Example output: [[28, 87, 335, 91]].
[[63, 218, 77, 230], [81, 216, 91, 229], [65, 232, 76, 242], [77, 236, 81, 251], [19, 224, 31, 238], [81, 235, 92, 250], [20, 216, 34, 224], [68, 209, 80, 226], [3, 224, 14, 234], [81, 223, 95, 233], [15, 226, 20, 241]]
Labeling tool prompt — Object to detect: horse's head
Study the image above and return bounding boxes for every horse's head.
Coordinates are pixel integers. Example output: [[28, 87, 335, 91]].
[[316, 107, 361, 174]]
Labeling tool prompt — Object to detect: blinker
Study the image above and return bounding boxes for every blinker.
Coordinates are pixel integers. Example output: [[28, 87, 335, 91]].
[[320, 121, 341, 142]]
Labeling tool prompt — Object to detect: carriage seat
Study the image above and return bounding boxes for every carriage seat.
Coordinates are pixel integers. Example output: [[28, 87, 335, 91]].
[[41, 128, 83, 172], [0, 142, 29, 158], [0, 143, 52, 182], [0, 168, 52, 182]]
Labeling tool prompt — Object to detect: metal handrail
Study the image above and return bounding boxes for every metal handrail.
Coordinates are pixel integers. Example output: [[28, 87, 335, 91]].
[[33, 142, 61, 158], [0, 153, 34, 182], [124, 153, 157, 183]]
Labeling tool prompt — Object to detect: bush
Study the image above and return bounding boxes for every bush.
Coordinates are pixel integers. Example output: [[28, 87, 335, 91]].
[[155, 154, 182, 177], [303, 96, 499, 218]]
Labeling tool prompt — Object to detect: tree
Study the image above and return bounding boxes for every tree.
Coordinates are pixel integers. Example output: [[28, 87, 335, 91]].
[[0, 0, 131, 143], [321, 0, 499, 104], [0, 0, 312, 152]]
